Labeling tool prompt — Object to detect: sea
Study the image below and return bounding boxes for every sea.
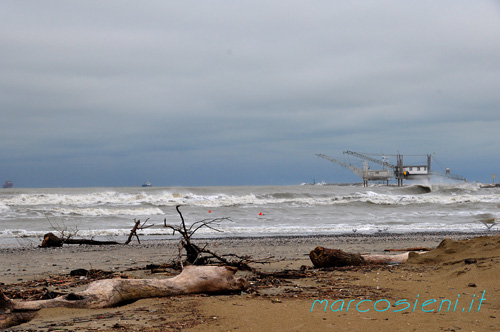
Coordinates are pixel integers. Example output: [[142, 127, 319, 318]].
[[1, 183, 499, 247]]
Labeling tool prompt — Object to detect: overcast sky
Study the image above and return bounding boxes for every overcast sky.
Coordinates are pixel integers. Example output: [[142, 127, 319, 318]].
[[1, 1, 499, 188]]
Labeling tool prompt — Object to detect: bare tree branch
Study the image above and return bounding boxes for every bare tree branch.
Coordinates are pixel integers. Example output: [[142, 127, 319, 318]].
[[163, 205, 254, 268], [124, 218, 154, 245]]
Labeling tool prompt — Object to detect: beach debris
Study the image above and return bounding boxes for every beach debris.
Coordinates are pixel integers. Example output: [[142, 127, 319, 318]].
[[309, 246, 410, 268], [2, 269, 117, 301], [164, 205, 259, 270], [0, 265, 247, 329], [0, 311, 36, 328], [124, 218, 154, 244], [40, 232, 63, 247], [69, 268, 89, 277], [40, 219, 154, 247], [309, 247, 365, 268], [255, 269, 311, 279], [40, 232, 120, 247]]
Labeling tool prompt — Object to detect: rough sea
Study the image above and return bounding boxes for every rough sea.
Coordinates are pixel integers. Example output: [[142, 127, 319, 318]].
[[1, 183, 499, 247]]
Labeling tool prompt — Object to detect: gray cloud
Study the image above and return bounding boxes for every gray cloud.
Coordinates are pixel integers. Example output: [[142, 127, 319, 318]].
[[1, 1, 499, 187]]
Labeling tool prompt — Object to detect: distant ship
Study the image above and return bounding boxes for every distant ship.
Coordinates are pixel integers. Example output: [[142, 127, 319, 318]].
[[142, 182, 152, 187], [3, 180, 13, 188]]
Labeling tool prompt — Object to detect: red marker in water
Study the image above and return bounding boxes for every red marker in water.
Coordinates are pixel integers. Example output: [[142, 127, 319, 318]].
[[208, 210, 212, 213], [259, 212, 263, 216]]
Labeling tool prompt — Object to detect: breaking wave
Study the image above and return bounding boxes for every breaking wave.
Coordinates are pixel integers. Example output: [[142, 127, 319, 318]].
[[0, 183, 498, 220], [1, 184, 498, 246]]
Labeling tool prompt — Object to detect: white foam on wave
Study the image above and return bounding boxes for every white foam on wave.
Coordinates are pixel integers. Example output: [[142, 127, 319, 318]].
[[2, 192, 152, 206], [3, 186, 499, 212], [174, 193, 260, 207], [353, 190, 500, 206], [47, 206, 165, 217], [0, 202, 9, 212], [1, 191, 263, 208]]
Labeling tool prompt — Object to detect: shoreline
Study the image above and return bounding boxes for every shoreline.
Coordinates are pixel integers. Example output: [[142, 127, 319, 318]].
[[0, 231, 487, 285], [0, 229, 490, 248]]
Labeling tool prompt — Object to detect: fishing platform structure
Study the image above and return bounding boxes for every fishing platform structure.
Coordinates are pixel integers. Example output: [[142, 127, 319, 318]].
[[316, 151, 466, 186]]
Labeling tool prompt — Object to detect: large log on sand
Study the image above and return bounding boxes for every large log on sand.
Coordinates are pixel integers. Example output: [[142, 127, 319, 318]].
[[41, 232, 120, 247], [1, 265, 246, 328], [310, 246, 410, 268], [309, 247, 365, 268]]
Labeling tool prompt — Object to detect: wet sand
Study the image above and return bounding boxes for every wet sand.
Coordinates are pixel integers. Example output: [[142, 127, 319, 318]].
[[1, 232, 499, 331]]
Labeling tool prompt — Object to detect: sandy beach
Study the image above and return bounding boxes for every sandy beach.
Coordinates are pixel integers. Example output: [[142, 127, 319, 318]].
[[1, 232, 499, 331]]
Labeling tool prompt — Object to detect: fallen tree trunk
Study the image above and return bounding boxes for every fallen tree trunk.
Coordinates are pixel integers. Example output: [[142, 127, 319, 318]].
[[1, 265, 247, 328], [40, 232, 119, 247], [309, 246, 410, 268], [309, 247, 365, 268], [41, 218, 153, 247]]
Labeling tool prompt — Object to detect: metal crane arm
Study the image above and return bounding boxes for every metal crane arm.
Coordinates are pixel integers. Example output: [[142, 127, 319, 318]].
[[343, 150, 396, 169], [316, 154, 362, 174]]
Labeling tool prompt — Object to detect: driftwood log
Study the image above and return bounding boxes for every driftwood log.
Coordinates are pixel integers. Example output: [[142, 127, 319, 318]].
[[41, 219, 152, 247], [309, 246, 410, 268], [40, 232, 120, 247], [1, 265, 247, 329], [309, 247, 365, 268]]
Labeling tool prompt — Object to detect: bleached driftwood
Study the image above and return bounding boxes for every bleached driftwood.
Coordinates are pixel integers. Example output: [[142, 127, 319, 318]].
[[362, 252, 409, 264], [309, 246, 410, 268], [0, 265, 246, 328]]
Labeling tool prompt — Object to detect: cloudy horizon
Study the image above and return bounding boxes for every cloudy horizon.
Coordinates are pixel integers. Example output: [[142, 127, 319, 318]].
[[1, 1, 499, 188]]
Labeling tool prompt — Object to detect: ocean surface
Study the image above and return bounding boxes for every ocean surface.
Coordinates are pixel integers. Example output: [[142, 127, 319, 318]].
[[1, 183, 499, 247]]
